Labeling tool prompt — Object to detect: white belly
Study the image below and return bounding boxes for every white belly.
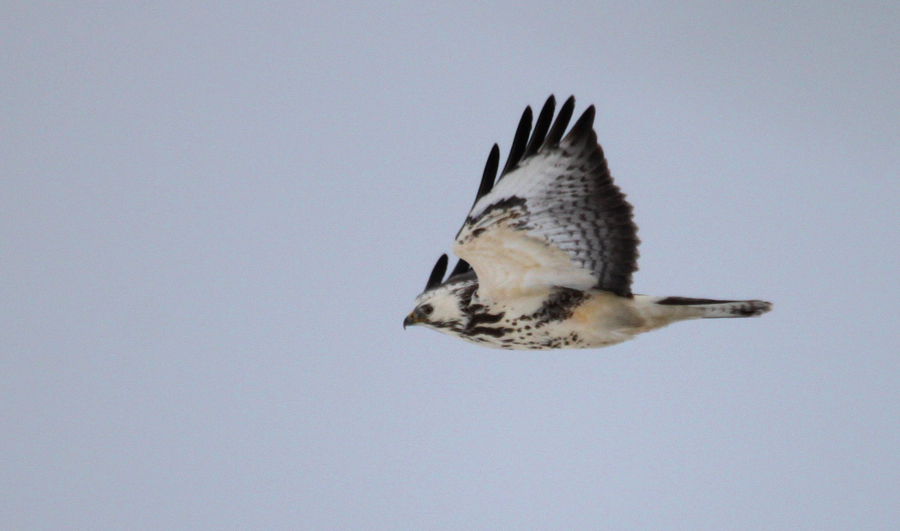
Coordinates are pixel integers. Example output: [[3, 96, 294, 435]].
[[454, 291, 676, 350]]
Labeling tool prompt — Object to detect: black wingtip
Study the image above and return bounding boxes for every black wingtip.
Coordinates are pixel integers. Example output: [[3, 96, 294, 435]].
[[542, 95, 575, 149], [524, 95, 556, 158], [500, 105, 533, 178], [449, 258, 471, 277], [425, 254, 448, 290], [473, 144, 500, 206], [564, 105, 596, 143]]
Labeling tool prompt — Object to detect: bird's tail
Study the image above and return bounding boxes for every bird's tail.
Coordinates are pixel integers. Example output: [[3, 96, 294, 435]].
[[653, 296, 772, 318]]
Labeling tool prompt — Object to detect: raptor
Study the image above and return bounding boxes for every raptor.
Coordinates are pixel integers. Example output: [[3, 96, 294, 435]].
[[404, 96, 771, 350]]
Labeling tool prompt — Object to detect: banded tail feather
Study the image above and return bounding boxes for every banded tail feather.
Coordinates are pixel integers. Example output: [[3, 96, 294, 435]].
[[656, 296, 772, 318]]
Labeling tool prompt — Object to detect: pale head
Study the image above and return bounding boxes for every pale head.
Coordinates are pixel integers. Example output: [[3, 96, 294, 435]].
[[403, 280, 470, 331]]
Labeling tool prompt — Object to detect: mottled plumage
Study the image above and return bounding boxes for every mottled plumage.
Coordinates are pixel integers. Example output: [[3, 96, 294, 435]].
[[405, 96, 771, 350]]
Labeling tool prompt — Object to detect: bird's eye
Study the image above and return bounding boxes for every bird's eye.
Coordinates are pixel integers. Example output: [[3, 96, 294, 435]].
[[420, 304, 434, 316]]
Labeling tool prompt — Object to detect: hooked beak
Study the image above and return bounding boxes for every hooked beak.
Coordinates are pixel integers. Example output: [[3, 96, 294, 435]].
[[403, 313, 416, 330]]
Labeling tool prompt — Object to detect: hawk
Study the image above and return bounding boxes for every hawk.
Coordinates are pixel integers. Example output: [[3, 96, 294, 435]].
[[404, 96, 771, 350]]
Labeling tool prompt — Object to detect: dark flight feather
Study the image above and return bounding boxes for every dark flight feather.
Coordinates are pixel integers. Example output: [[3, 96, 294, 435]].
[[524, 95, 556, 158], [425, 254, 448, 291], [564, 105, 596, 143], [499, 106, 533, 178], [449, 258, 472, 277], [541, 95, 575, 149], [474, 144, 500, 206]]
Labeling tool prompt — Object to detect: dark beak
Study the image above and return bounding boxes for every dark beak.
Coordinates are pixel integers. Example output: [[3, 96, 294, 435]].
[[403, 313, 416, 330]]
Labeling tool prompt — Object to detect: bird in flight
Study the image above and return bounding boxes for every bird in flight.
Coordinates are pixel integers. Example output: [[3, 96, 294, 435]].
[[404, 96, 771, 350]]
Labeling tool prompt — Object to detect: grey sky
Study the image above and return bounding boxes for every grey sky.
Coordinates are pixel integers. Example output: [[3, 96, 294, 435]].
[[2, 1, 899, 529]]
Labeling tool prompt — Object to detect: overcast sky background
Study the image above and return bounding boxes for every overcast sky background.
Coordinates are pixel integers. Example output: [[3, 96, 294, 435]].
[[2, 1, 899, 530]]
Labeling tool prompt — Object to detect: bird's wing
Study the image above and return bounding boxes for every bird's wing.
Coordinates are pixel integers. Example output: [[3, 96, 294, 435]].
[[453, 96, 639, 301]]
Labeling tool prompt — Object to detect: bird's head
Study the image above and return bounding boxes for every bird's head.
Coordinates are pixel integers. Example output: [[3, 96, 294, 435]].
[[404, 284, 469, 331], [404, 254, 475, 332]]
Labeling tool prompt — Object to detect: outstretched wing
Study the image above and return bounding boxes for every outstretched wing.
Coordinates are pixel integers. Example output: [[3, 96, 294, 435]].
[[453, 95, 639, 301]]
